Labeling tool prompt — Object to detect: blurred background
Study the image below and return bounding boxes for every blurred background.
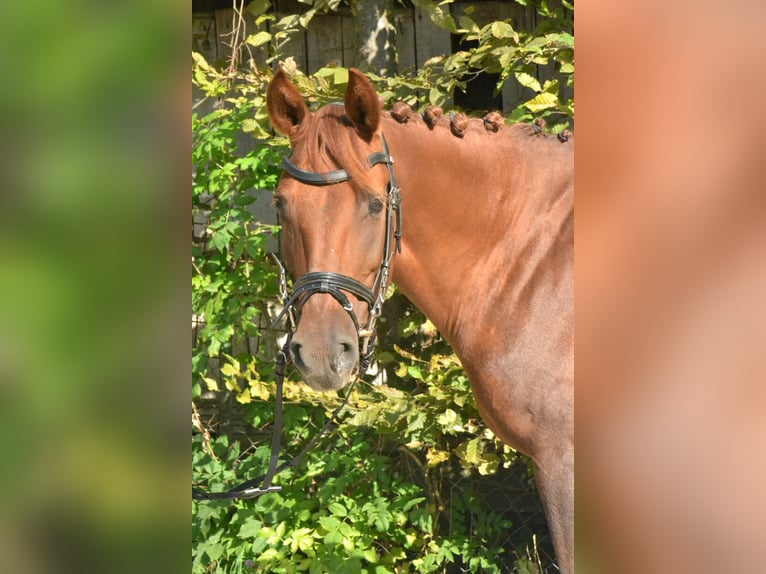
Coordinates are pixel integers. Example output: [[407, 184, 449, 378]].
[[0, 2, 187, 573]]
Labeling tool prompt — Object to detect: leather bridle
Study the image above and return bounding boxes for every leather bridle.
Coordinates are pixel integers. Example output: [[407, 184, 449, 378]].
[[272, 133, 402, 372], [192, 133, 401, 501]]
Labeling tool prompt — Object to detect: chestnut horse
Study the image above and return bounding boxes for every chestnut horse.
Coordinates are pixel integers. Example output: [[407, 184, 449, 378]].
[[267, 68, 573, 572]]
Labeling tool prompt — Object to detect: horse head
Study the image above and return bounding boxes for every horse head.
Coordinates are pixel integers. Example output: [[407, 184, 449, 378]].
[[267, 68, 397, 391]]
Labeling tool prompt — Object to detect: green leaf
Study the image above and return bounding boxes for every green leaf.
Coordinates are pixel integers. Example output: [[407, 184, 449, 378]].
[[275, 521, 286, 537], [428, 87, 444, 106], [542, 78, 560, 94], [246, 31, 272, 47], [244, 0, 271, 18], [338, 521, 360, 538], [456, 436, 482, 465], [209, 228, 230, 252], [457, 15, 478, 34], [324, 528, 343, 546], [313, 67, 336, 78], [436, 408, 461, 432], [522, 92, 559, 113], [191, 52, 211, 71], [477, 453, 501, 475], [360, 547, 378, 563], [319, 515, 341, 532], [333, 67, 349, 86], [407, 365, 423, 380], [328, 502, 348, 517], [237, 517, 263, 539], [426, 448, 451, 467], [220, 363, 238, 377], [496, 46, 518, 70], [289, 527, 315, 554], [515, 72, 541, 93], [202, 541, 224, 562], [557, 32, 575, 47], [365, 504, 393, 532], [241, 118, 259, 133], [203, 376, 219, 392], [490, 21, 517, 42], [298, 8, 318, 28], [402, 496, 427, 513]]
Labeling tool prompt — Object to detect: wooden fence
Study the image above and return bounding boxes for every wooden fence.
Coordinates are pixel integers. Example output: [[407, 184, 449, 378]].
[[192, 0, 572, 114]]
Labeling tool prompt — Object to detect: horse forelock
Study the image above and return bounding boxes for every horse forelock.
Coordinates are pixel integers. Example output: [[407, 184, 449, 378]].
[[291, 104, 380, 192]]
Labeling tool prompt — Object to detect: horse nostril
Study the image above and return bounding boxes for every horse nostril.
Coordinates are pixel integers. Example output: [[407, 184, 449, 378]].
[[340, 341, 354, 355], [330, 339, 357, 374], [289, 340, 303, 367]]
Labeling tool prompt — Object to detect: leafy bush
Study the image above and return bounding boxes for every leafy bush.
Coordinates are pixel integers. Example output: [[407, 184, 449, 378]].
[[192, 347, 533, 573]]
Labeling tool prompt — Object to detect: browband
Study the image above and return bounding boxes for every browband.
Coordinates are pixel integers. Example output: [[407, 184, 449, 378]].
[[282, 148, 393, 186]]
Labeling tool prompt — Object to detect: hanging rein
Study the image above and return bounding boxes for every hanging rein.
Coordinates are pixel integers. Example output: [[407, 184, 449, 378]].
[[192, 134, 401, 501]]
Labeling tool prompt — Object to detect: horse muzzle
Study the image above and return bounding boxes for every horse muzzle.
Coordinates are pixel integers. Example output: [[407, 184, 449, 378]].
[[288, 326, 358, 391]]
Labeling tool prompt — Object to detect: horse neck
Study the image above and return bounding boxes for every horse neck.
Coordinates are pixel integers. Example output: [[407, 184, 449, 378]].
[[382, 115, 574, 353]]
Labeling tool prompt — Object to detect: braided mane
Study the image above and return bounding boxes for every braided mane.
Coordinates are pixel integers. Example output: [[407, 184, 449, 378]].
[[384, 101, 573, 144]]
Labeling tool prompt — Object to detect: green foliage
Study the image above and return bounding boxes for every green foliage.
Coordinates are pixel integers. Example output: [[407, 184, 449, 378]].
[[193, 2, 571, 570], [192, 374, 519, 573], [409, 0, 573, 126], [192, 298, 525, 571], [192, 77, 286, 398]]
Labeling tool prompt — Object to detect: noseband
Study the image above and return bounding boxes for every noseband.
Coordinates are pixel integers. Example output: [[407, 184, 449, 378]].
[[273, 134, 402, 372]]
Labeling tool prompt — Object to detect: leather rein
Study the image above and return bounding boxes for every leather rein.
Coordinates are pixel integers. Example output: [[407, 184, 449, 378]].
[[192, 134, 401, 501]]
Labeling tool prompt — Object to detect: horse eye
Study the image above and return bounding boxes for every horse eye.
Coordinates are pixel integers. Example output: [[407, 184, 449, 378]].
[[369, 197, 384, 216]]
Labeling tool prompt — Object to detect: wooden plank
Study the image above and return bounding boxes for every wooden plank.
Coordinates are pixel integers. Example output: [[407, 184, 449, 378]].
[[214, 7, 235, 63], [306, 15, 344, 72], [341, 16, 358, 68], [192, 12, 219, 115], [454, 1, 511, 26], [273, 16, 308, 73], [395, 7, 416, 73], [214, 6, 270, 69], [192, 12, 218, 64], [413, 7, 451, 68], [412, 7, 452, 107]]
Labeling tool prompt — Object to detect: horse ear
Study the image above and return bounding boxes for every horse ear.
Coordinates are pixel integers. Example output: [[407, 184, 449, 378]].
[[344, 68, 381, 141], [267, 69, 310, 137]]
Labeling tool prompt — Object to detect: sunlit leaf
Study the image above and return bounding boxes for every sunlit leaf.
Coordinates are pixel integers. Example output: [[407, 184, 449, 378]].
[[523, 92, 559, 112], [515, 71, 541, 92], [244, 0, 271, 18], [246, 31, 272, 47]]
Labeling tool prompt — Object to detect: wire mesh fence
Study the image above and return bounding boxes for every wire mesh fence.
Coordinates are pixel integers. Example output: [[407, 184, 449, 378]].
[[465, 459, 557, 572]]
